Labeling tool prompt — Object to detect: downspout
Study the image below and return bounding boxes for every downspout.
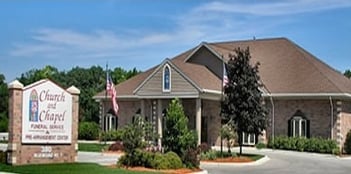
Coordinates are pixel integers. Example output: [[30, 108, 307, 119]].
[[329, 96, 334, 139], [270, 94, 275, 143]]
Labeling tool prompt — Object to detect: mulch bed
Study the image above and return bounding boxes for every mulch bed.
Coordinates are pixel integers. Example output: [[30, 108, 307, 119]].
[[108, 165, 201, 174], [202, 156, 253, 163]]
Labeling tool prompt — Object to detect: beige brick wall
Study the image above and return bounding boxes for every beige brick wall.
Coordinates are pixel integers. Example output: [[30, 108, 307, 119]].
[[265, 99, 336, 140], [114, 100, 140, 127], [340, 101, 351, 150], [202, 100, 221, 146]]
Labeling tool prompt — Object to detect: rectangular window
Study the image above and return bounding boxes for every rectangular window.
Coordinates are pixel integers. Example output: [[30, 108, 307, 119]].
[[291, 117, 307, 137], [242, 132, 255, 145]]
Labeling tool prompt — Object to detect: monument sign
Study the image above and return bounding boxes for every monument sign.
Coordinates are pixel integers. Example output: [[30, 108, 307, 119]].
[[7, 79, 80, 165]]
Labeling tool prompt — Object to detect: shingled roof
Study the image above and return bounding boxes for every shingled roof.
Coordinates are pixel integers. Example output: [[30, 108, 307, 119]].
[[94, 37, 351, 99]]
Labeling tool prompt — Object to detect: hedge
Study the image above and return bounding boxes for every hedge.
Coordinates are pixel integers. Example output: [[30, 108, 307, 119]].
[[117, 149, 183, 170], [78, 122, 100, 140], [344, 130, 351, 154], [268, 136, 338, 154]]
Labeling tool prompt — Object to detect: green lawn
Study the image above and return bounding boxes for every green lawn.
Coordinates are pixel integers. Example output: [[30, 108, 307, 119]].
[[78, 143, 110, 152], [0, 163, 159, 174], [241, 153, 264, 161]]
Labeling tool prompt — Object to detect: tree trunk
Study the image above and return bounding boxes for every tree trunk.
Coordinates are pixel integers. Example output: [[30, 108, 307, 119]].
[[239, 131, 243, 156]]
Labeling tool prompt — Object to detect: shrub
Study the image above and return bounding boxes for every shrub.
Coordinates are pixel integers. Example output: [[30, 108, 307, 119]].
[[344, 130, 351, 154], [0, 114, 8, 132], [162, 99, 199, 168], [150, 152, 170, 170], [78, 122, 100, 140], [108, 141, 124, 151], [117, 150, 183, 170], [200, 150, 217, 160], [101, 129, 124, 141], [0, 150, 7, 164], [255, 142, 266, 149], [268, 136, 337, 154], [200, 149, 237, 160], [164, 151, 183, 169], [182, 148, 200, 168], [199, 142, 211, 153]]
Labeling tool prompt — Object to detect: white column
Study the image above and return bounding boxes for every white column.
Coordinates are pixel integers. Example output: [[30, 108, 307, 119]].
[[157, 99, 163, 147], [109, 115, 112, 131], [105, 114, 108, 132], [196, 98, 202, 145]]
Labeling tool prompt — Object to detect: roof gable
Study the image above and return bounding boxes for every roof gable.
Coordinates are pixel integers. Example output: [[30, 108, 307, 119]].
[[133, 59, 201, 97]]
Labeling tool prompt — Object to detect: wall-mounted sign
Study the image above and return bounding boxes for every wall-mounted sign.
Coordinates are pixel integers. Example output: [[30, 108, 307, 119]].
[[22, 80, 72, 144]]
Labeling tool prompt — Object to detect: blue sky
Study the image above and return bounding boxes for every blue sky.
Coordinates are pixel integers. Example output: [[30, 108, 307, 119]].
[[0, 0, 350, 82]]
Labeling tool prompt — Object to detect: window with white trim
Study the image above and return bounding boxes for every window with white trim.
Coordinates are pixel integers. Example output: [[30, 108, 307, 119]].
[[291, 117, 307, 137], [288, 110, 310, 138], [163, 65, 171, 92], [242, 132, 256, 145]]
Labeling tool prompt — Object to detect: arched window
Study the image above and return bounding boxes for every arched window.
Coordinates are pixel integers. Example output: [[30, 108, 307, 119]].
[[288, 110, 310, 138], [163, 65, 171, 92]]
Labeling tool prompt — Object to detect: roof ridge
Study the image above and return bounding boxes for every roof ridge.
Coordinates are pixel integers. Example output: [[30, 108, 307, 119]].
[[291, 40, 345, 93], [208, 37, 287, 45]]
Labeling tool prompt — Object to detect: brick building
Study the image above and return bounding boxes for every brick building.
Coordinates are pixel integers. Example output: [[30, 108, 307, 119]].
[[94, 38, 351, 150]]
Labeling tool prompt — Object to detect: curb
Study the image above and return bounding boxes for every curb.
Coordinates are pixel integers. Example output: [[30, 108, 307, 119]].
[[200, 155, 269, 167], [191, 170, 208, 174]]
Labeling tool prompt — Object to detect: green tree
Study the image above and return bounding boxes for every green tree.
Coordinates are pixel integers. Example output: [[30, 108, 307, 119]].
[[162, 98, 198, 166], [16, 65, 140, 124], [220, 124, 237, 154], [221, 47, 267, 155], [18, 65, 60, 86], [0, 74, 8, 132], [111, 67, 141, 84], [344, 69, 351, 79], [65, 66, 105, 122]]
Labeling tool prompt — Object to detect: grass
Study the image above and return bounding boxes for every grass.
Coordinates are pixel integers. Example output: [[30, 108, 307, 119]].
[[0, 163, 159, 174], [201, 150, 264, 161], [241, 153, 264, 161], [78, 143, 110, 152]]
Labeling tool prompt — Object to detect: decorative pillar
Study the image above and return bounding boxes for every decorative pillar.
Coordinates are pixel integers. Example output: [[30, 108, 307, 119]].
[[7, 80, 24, 165], [109, 115, 112, 131], [67, 86, 80, 162], [99, 102, 103, 133], [157, 99, 163, 147], [336, 100, 342, 150], [196, 98, 202, 145]]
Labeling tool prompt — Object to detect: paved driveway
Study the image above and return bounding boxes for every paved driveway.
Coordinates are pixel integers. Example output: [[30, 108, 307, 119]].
[[202, 147, 351, 174], [3, 144, 351, 174]]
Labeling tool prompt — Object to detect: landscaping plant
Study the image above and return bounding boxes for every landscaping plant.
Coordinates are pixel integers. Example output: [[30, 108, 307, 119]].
[[162, 98, 199, 168], [78, 121, 100, 140], [344, 130, 351, 154]]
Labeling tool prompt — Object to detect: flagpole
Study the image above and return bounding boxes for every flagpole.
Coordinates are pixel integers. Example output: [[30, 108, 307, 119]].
[[104, 62, 108, 145]]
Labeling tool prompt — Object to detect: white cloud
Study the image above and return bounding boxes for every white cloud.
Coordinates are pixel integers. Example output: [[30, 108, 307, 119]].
[[195, 0, 351, 16], [9, 0, 351, 61]]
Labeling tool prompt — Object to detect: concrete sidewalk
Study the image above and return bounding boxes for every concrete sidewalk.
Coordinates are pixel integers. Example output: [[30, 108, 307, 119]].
[[77, 151, 121, 166]]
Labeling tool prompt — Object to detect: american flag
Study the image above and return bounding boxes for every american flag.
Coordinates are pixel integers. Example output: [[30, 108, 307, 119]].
[[223, 62, 228, 87], [106, 72, 119, 116]]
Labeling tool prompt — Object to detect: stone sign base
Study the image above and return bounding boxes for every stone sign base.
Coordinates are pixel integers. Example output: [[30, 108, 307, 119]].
[[7, 80, 80, 165]]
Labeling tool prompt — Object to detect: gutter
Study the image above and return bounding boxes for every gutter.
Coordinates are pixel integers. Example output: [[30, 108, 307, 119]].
[[262, 93, 351, 99], [270, 94, 275, 143]]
